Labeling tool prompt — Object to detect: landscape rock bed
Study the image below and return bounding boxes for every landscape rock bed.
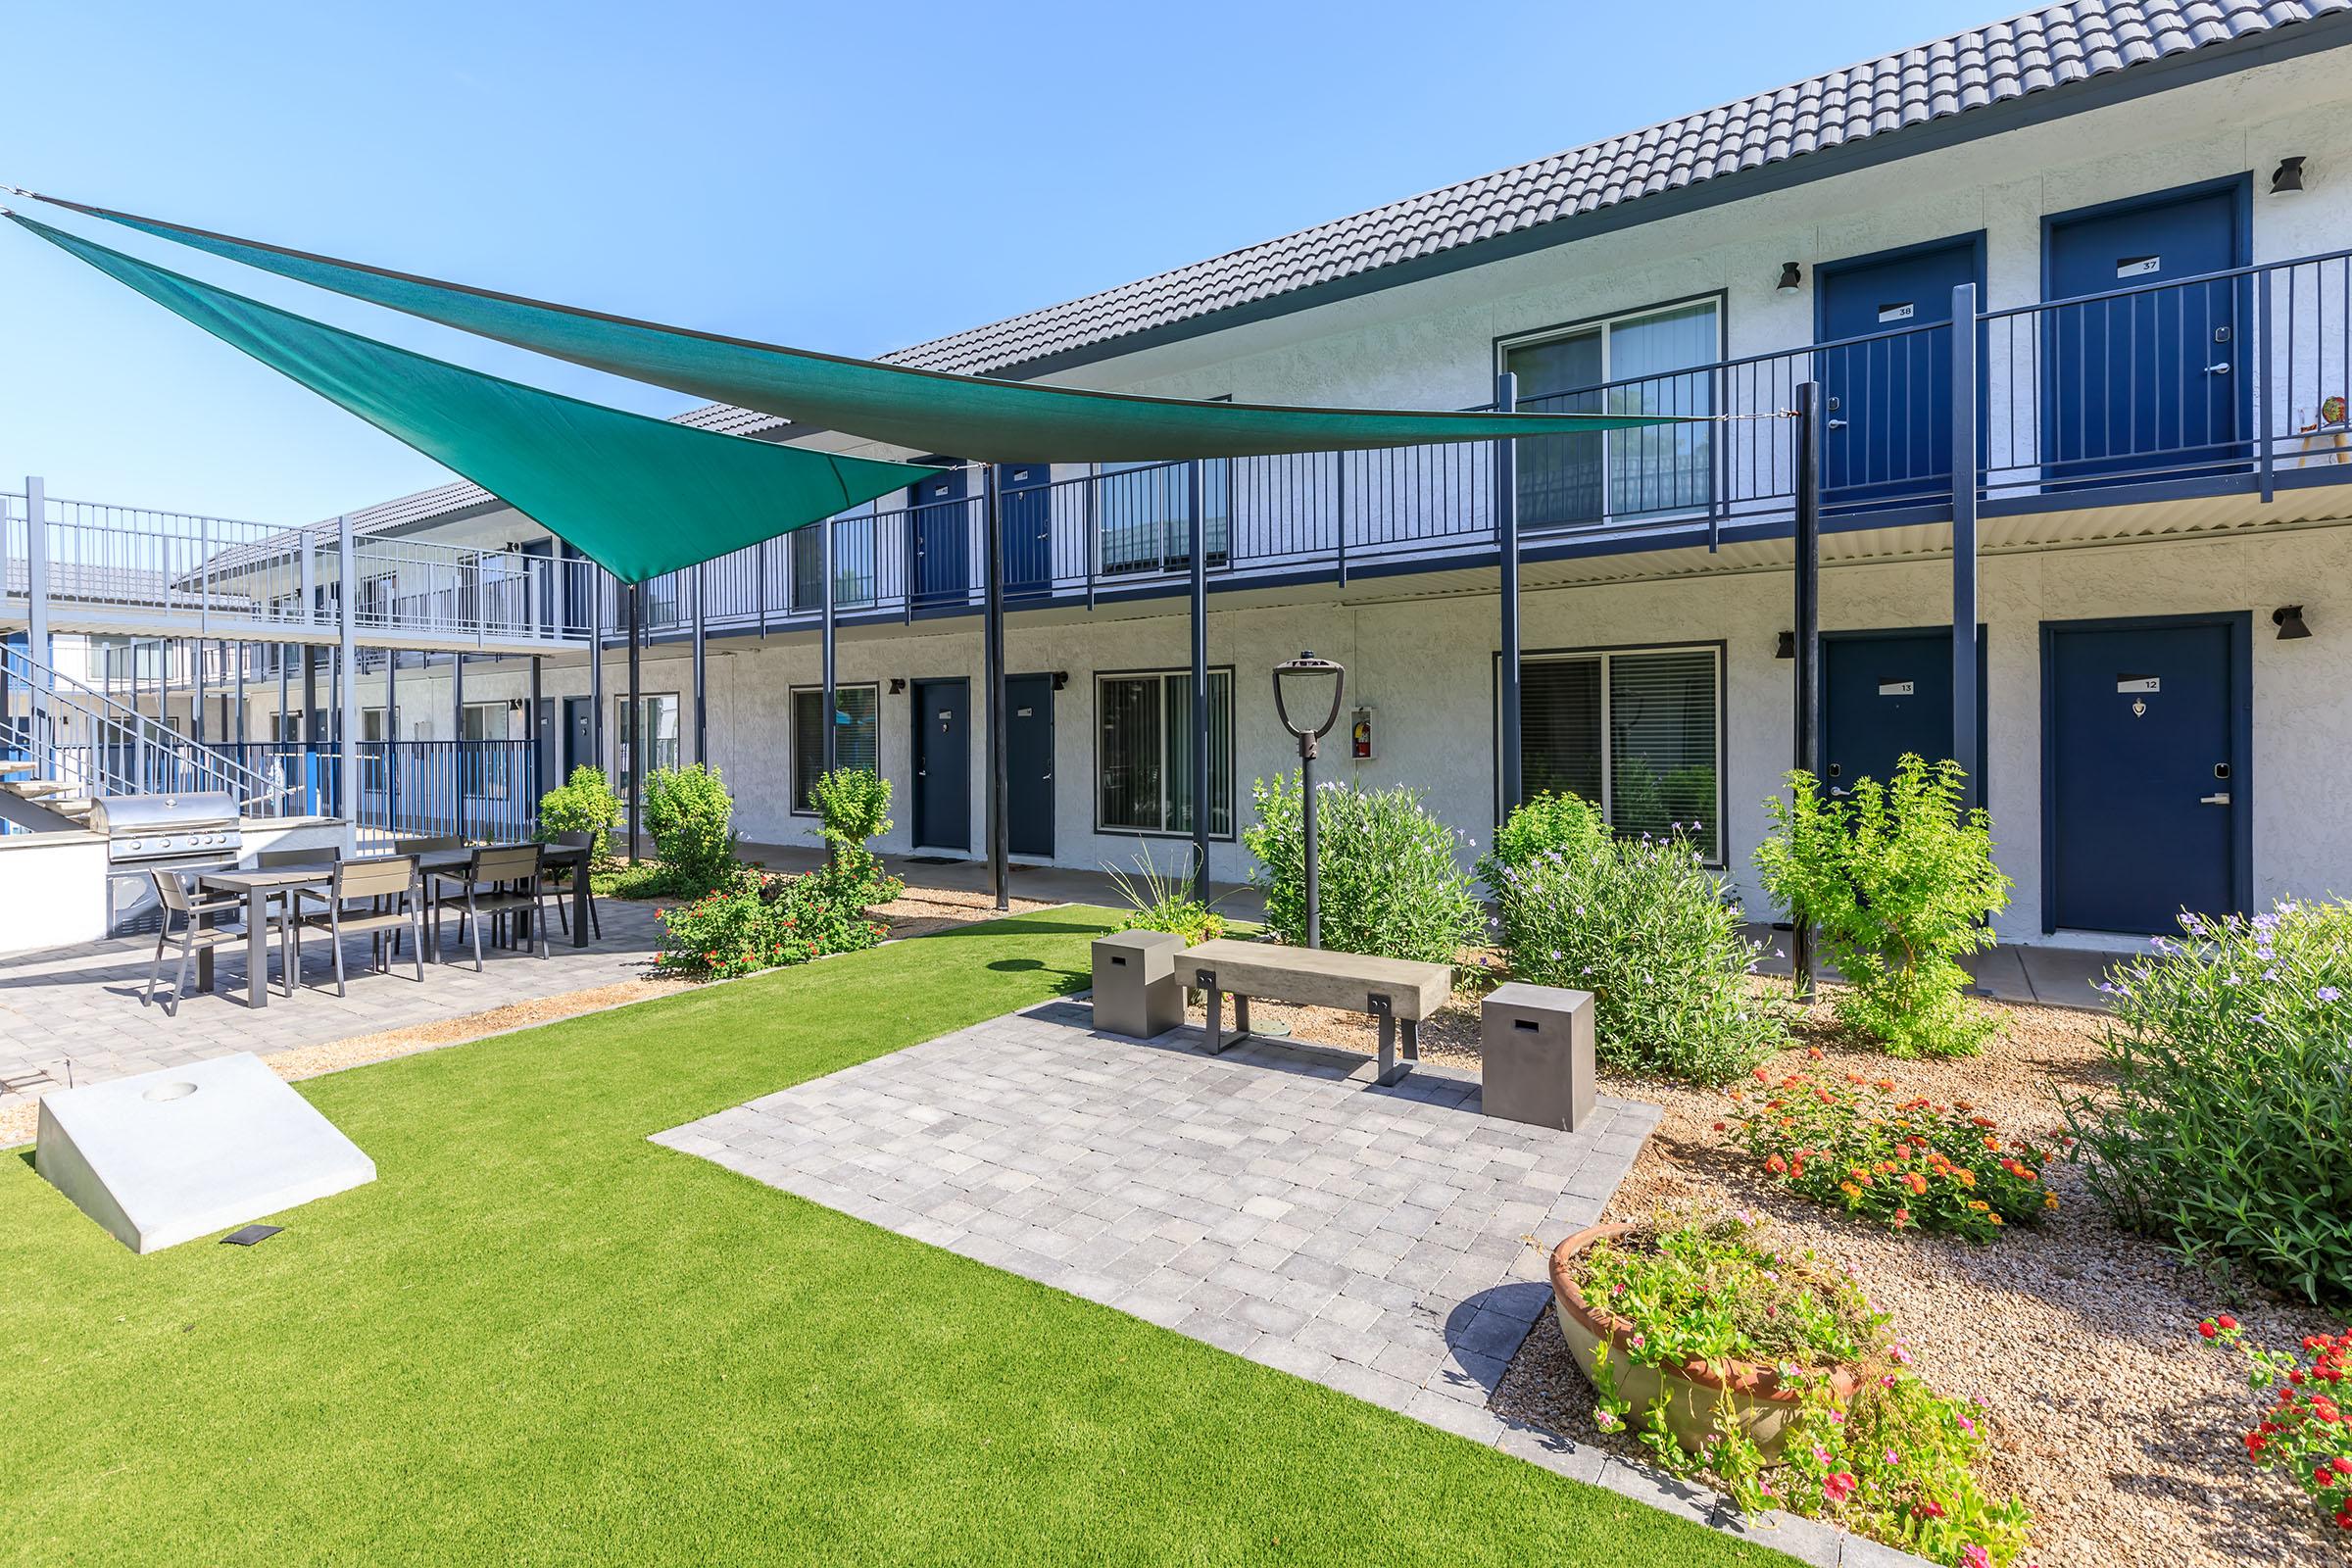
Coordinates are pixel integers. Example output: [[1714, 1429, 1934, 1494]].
[[1203, 983, 2351, 1567]]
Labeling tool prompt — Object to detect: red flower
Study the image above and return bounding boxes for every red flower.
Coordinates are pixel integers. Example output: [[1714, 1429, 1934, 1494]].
[[1764, 1154, 1788, 1175], [2200, 1320, 2220, 1340], [1823, 1471, 1857, 1504], [2216, 1314, 2237, 1331]]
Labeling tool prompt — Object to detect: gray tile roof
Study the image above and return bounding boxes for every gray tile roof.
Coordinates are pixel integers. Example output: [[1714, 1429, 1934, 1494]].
[[349, 0, 2346, 540], [881, 0, 2350, 377]]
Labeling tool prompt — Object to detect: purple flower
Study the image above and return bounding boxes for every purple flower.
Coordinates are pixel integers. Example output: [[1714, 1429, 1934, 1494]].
[[2319, 986, 2341, 1003]]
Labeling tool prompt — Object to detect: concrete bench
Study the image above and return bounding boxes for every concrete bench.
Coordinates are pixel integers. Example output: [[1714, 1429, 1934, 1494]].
[[1178, 938, 1451, 1087]]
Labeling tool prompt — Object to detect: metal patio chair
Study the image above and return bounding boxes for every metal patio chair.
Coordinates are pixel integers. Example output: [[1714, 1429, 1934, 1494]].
[[290, 855, 425, 996], [144, 868, 293, 1015], [393, 834, 465, 857], [258, 845, 339, 868], [428, 843, 552, 970], [544, 829, 601, 940]]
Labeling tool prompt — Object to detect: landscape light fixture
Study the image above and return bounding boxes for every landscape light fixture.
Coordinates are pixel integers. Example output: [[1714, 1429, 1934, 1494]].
[[1775, 630, 1797, 660], [1271, 651, 1347, 949], [2273, 605, 2312, 640], [1777, 262, 1804, 293], [2271, 156, 2307, 195]]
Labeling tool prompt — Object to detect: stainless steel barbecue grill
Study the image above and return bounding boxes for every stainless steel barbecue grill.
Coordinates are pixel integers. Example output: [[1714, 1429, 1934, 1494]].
[[89, 793, 245, 935], [88, 793, 244, 864]]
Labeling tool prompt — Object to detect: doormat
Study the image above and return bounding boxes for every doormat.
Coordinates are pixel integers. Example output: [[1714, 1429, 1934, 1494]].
[[903, 856, 964, 865]]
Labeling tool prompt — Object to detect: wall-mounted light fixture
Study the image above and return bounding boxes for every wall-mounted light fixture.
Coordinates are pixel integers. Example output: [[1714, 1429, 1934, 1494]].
[[1775, 630, 1796, 660], [2271, 156, 2307, 196], [1051, 671, 1069, 692], [887, 677, 907, 695], [2274, 605, 2312, 640], [1777, 262, 1803, 294]]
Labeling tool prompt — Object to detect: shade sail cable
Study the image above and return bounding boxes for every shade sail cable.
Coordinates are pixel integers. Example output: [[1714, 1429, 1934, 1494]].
[[5, 212, 934, 584], [21, 189, 1700, 462]]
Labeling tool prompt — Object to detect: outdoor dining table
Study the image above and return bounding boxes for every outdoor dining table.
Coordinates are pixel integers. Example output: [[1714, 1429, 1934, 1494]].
[[193, 841, 593, 1009]]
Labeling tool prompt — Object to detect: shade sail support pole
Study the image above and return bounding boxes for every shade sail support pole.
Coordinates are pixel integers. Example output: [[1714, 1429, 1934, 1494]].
[[1790, 383, 1822, 1002], [626, 582, 642, 865], [23, 477, 49, 783], [1950, 282, 1982, 816], [336, 514, 359, 847], [1494, 371, 1523, 821], [821, 516, 838, 780], [984, 466, 1008, 911], [692, 563, 709, 766], [1188, 460, 1210, 905], [589, 570, 606, 793]]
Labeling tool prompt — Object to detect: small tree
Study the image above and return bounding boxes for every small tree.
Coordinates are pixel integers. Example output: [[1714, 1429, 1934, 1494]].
[[1754, 755, 2009, 1056], [808, 767, 896, 901], [538, 764, 624, 867], [1244, 774, 1480, 964], [643, 763, 738, 895]]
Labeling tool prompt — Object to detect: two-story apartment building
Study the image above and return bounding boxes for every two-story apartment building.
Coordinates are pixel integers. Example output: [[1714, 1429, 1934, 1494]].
[[223, 0, 2352, 947]]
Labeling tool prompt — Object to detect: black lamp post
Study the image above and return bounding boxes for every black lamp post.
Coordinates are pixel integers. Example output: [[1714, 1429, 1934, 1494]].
[[1272, 651, 1346, 948]]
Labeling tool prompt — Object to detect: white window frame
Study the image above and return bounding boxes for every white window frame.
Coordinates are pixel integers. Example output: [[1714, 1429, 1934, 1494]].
[[1093, 666, 1237, 841], [1498, 641, 1728, 864], [789, 682, 881, 816], [1495, 294, 1724, 529]]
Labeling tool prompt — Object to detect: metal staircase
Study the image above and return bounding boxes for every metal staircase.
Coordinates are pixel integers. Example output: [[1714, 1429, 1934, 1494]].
[[0, 643, 298, 834]]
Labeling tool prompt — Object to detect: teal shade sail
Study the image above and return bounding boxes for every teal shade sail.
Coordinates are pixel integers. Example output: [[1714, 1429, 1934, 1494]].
[[8, 214, 933, 584], [33, 193, 1701, 462]]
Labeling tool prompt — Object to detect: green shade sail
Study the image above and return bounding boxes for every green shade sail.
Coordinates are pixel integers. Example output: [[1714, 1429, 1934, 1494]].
[[9, 214, 933, 584], [32, 193, 1697, 462]]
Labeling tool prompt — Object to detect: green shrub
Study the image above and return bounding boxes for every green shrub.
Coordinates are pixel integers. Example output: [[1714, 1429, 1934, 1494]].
[[642, 763, 738, 896], [808, 767, 899, 906], [537, 764, 623, 866], [1754, 756, 2009, 1057], [1107, 843, 1228, 947], [1243, 774, 1480, 964], [1485, 789, 1608, 877], [1725, 1064, 2054, 1241], [654, 865, 894, 980], [1487, 816, 1782, 1085], [2061, 900, 2352, 1304]]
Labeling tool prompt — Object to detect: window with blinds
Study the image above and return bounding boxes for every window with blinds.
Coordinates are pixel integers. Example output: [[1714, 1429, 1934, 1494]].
[[791, 683, 879, 812], [1097, 669, 1234, 837], [1516, 646, 1722, 858]]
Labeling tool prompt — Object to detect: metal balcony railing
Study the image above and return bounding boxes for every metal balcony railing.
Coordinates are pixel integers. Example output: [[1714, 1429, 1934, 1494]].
[[596, 243, 2352, 640], [1, 489, 595, 650]]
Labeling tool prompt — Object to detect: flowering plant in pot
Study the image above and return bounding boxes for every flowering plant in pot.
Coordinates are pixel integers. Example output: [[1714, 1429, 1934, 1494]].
[[1551, 1207, 2034, 1565]]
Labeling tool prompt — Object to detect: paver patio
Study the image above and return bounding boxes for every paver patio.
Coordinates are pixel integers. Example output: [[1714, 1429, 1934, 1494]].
[[0, 895, 663, 1108], [661, 1007, 1698, 1475]]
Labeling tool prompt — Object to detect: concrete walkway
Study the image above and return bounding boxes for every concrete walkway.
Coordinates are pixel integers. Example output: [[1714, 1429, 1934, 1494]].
[[658, 997, 1912, 1565]]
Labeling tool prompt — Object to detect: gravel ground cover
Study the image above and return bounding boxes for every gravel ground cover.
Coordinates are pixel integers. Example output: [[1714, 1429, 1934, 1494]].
[[1200, 982, 2352, 1568]]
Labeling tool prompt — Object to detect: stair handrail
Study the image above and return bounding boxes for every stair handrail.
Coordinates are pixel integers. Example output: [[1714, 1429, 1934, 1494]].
[[1, 642, 301, 814]]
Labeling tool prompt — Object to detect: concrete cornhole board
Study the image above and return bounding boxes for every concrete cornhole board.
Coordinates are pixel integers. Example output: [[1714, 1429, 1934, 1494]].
[[34, 1054, 375, 1253]]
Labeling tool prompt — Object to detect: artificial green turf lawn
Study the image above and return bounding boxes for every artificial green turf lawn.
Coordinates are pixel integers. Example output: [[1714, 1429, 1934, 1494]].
[[2, 906, 1791, 1567]]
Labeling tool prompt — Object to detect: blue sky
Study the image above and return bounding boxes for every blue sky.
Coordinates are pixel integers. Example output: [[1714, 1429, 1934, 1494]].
[[4, 0, 2000, 523]]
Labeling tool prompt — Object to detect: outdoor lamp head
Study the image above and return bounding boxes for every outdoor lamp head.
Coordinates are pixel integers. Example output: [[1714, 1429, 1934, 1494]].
[[1272, 651, 1346, 758]]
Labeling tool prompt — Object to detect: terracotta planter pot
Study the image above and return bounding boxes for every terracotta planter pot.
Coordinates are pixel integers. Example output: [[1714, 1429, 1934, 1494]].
[[1547, 1223, 1857, 1459]]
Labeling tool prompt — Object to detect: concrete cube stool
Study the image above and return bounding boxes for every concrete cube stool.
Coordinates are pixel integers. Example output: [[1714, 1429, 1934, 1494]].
[[1480, 982, 1596, 1131], [1091, 929, 1187, 1039]]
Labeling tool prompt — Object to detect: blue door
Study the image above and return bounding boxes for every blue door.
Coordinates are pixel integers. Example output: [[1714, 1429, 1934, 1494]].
[[1821, 629, 1987, 801], [2043, 184, 2245, 482], [911, 677, 970, 851], [996, 464, 1054, 599], [2044, 618, 2242, 934], [1816, 237, 1979, 503], [909, 467, 968, 608], [1005, 672, 1054, 858]]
